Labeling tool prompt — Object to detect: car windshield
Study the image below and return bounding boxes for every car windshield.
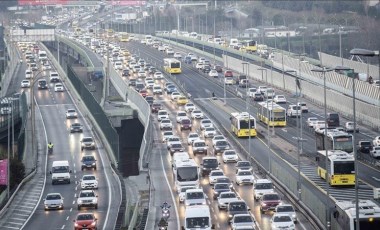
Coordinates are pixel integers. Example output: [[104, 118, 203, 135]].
[[205, 128, 215, 131], [238, 171, 252, 176], [177, 167, 198, 181], [182, 120, 191, 124], [216, 141, 228, 146], [273, 215, 292, 222], [83, 175, 96, 180], [163, 132, 173, 136], [77, 214, 95, 221], [52, 166, 69, 173], [203, 158, 217, 166], [186, 217, 209, 228], [263, 194, 280, 200], [202, 120, 211, 124], [161, 120, 170, 124], [255, 183, 273, 190], [193, 110, 201, 114], [235, 215, 253, 223], [46, 194, 61, 200], [277, 206, 294, 212], [230, 203, 247, 211], [224, 151, 236, 155], [178, 112, 186, 116], [187, 192, 204, 199], [80, 192, 95, 198], [211, 171, 223, 176], [221, 193, 236, 198], [158, 111, 167, 115], [194, 142, 205, 147], [215, 184, 229, 189], [82, 138, 93, 142], [82, 156, 95, 161], [72, 123, 81, 127], [189, 134, 198, 138], [237, 162, 251, 167], [68, 109, 75, 113], [172, 144, 182, 148]]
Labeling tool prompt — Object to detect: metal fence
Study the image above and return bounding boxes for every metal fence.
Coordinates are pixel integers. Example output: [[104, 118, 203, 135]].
[[66, 65, 120, 162]]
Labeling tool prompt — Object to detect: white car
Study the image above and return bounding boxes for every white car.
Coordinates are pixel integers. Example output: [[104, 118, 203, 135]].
[[370, 146, 380, 159], [173, 52, 182, 58], [203, 127, 216, 138], [212, 135, 226, 146], [271, 214, 295, 230], [200, 119, 213, 130], [162, 130, 174, 142], [306, 117, 318, 128], [44, 193, 64, 210], [297, 102, 308, 113], [217, 191, 239, 209], [373, 136, 380, 147], [66, 109, 78, 119], [176, 111, 188, 123], [171, 92, 181, 101], [184, 103, 196, 112], [187, 132, 200, 145], [80, 175, 98, 189], [235, 169, 254, 185], [77, 190, 98, 210], [345, 121, 359, 133], [159, 119, 173, 130], [275, 204, 297, 223], [184, 189, 207, 206], [209, 169, 225, 185], [196, 62, 203, 69], [314, 121, 326, 130], [137, 70, 146, 78], [253, 179, 274, 201], [21, 80, 30, 88], [25, 69, 33, 79], [191, 110, 204, 119], [208, 69, 219, 78], [152, 85, 162, 94], [157, 110, 169, 121], [222, 150, 239, 163], [166, 136, 181, 149], [154, 71, 163, 80], [273, 95, 287, 104], [42, 62, 52, 70], [230, 214, 256, 230], [158, 45, 165, 51], [145, 80, 155, 89], [54, 83, 64, 92], [166, 48, 174, 55], [114, 61, 123, 70], [178, 186, 197, 203]]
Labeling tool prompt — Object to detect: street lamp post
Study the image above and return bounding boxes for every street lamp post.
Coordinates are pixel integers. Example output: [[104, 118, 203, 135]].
[[242, 62, 251, 155], [312, 67, 333, 230]]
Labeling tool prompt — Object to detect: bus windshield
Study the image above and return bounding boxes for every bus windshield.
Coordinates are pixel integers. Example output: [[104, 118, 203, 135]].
[[239, 119, 255, 129], [177, 167, 198, 182], [273, 111, 285, 121], [171, 62, 180, 68], [334, 161, 355, 174], [334, 137, 353, 152]]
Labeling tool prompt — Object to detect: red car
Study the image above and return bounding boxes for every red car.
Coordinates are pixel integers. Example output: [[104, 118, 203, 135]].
[[73, 213, 98, 230], [139, 89, 148, 98], [224, 70, 233, 77]]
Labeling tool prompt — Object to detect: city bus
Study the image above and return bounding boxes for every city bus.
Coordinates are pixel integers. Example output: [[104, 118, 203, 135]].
[[230, 112, 257, 137], [315, 129, 353, 153], [257, 102, 286, 127], [163, 58, 182, 74], [240, 40, 257, 53], [118, 32, 129, 42], [333, 200, 380, 230], [316, 150, 355, 186]]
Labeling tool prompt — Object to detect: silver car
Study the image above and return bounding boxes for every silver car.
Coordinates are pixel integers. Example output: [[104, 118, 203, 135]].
[[44, 193, 64, 210]]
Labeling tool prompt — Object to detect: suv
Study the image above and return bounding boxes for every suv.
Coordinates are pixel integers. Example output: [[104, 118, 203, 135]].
[[201, 157, 219, 177], [260, 193, 281, 213], [81, 155, 97, 171], [192, 140, 208, 155], [326, 113, 340, 127], [253, 179, 274, 201], [81, 137, 95, 150], [357, 141, 372, 154], [180, 118, 192, 131], [77, 190, 98, 210]]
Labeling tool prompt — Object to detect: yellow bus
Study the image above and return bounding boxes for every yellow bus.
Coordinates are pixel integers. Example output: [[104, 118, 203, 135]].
[[230, 112, 257, 137], [241, 40, 257, 53], [163, 58, 181, 74], [119, 32, 129, 42], [316, 150, 355, 186], [257, 102, 286, 127]]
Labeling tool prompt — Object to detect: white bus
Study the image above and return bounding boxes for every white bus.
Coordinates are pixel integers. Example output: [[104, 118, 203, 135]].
[[333, 200, 380, 230], [183, 205, 214, 230], [174, 159, 199, 191]]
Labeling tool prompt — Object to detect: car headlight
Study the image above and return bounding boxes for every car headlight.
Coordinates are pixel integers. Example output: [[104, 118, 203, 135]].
[[77, 200, 82, 204], [91, 221, 96, 226], [74, 223, 78, 227], [228, 214, 233, 218], [92, 163, 96, 166], [92, 199, 97, 203], [262, 203, 267, 206]]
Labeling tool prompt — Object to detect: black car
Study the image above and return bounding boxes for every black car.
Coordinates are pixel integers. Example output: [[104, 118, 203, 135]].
[[151, 103, 163, 113], [236, 161, 252, 172], [201, 157, 219, 177], [213, 183, 231, 199], [81, 155, 97, 171], [215, 177, 233, 188], [357, 141, 372, 153], [38, 79, 48, 90], [70, 123, 83, 133], [145, 96, 154, 106], [253, 92, 264, 101], [129, 79, 137, 86], [227, 201, 250, 221], [122, 69, 130, 77]]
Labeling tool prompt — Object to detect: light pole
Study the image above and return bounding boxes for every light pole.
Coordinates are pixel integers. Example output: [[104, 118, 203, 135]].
[[242, 62, 250, 155], [311, 67, 333, 230]]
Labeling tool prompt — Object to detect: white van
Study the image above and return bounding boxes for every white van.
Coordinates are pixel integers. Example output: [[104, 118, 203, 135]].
[[25, 69, 33, 79], [185, 188, 206, 206], [38, 50, 47, 61], [182, 205, 214, 230], [50, 161, 72, 184], [253, 179, 274, 200], [229, 38, 239, 48], [172, 152, 190, 168]]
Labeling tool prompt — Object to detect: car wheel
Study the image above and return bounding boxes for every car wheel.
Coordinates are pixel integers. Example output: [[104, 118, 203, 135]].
[[95, 204, 98, 209], [77, 206, 80, 210], [81, 167, 84, 171], [94, 167, 97, 170]]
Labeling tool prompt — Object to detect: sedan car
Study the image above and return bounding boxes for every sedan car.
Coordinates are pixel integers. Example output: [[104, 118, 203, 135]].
[[230, 214, 256, 229], [218, 191, 239, 210], [213, 140, 230, 154], [200, 119, 213, 130], [213, 183, 231, 199], [153, 71, 163, 80], [208, 69, 219, 78], [306, 117, 318, 128], [212, 135, 226, 146], [260, 193, 282, 213], [159, 119, 173, 130], [191, 110, 204, 119], [187, 132, 200, 145], [168, 142, 185, 155], [44, 193, 64, 210], [184, 103, 196, 112], [223, 150, 239, 163], [80, 175, 98, 189], [157, 110, 169, 121], [271, 214, 295, 230], [151, 103, 163, 113], [66, 109, 78, 119], [70, 123, 83, 133], [345, 121, 359, 133], [236, 161, 252, 172], [73, 213, 98, 230], [209, 169, 225, 185], [54, 83, 64, 92], [21, 80, 30, 88], [275, 204, 297, 223], [162, 131, 174, 143], [235, 169, 254, 185], [204, 127, 217, 138], [370, 146, 380, 159], [273, 95, 286, 104]]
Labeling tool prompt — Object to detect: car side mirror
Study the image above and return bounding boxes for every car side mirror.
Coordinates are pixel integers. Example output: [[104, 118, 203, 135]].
[[49, 171, 52, 174], [211, 224, 215, 229], [200, 163, 203, 165], [73, 220, 76, 223], [181, 227, 185, 230], [69, 170, 72, 173], [248, 207, 251, 211]]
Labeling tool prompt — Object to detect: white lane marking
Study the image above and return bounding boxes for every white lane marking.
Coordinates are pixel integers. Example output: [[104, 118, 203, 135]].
[[61, 225, 65, 229], [10, 217, 27, 221], [6, 222, 23, 226], [282, 128, 287, 132], [1, 226, 19, 229], [160, 154, 180, 228], [70, 208, 73, 212], [372, 177, 380, 182], [72, 201, 75, 204], [14, 213, 29, 217], [66, 216, 69, 221]]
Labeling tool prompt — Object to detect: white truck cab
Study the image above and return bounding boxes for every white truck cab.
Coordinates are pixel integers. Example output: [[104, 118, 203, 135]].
[[50, 161, 72, 185], [182, 205, 214, 230]]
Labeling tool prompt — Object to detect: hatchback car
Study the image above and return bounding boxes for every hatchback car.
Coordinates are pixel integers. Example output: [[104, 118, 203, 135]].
[[151, 103, 163, 113], [223, 150, 239, 163], [44, 193, 64, 210], [260, 193, 282, 213], [81, 137, 95, 150], [191, 110, 204, 119], [208, 69, 219, 78], [345, 121, 359, 133], [209, 169, 225, 185], [271, 214, 295, 230], [70, 123, 83, 133], [217, 191, 239, 210], [73, 213, 98, 230], [81, 155, 97, 170], [54, 83, 64, 92], [235, 169, 254, 185], [180, 118, 192, 131], [66, 109, 78, 119], [370, 146, 380, 159]]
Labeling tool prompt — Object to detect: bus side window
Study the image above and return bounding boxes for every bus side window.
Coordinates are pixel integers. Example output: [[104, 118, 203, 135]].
[[316, 156, 319, 162]]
